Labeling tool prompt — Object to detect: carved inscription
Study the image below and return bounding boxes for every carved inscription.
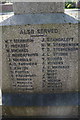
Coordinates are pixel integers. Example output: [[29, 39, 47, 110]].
[[4, 27, 78, 92]]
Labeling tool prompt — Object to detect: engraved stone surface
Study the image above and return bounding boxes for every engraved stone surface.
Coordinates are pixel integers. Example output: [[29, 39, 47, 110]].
[[2, 24, 78, 93], [13, 2, 64, 14], [1, 2, 79, 118]]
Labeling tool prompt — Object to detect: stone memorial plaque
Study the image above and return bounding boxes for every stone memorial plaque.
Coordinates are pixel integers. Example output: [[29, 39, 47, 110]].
[[2, 24, 78, 93], [1, 2, 79, 118]]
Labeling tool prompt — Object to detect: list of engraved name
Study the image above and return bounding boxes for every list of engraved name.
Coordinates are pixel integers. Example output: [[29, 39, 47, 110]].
[[4, 28, 78, 92]]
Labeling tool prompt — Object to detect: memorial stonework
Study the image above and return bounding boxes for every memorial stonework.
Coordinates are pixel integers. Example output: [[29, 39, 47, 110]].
[[1, 2, 79, 118], [13, 2, 64, 14], [2, 24, 78, 93]]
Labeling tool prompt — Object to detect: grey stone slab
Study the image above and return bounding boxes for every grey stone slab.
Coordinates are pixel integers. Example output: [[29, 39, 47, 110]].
[[0, 13, 78, 26], [1, 2, 79, 118], [2, 106, 78, 117], [2, 23, 78, 93], [13, 2, 64, 14]]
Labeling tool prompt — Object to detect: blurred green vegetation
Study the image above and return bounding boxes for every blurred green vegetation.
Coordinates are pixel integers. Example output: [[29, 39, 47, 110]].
[[65, 2, 76, 9]]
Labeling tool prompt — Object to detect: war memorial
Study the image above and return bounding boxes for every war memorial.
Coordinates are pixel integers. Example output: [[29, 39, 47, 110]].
[[0, 2, 79, 119]]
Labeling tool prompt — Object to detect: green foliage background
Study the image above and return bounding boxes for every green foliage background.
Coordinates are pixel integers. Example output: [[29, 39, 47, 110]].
[[65, 2, 76, 8]]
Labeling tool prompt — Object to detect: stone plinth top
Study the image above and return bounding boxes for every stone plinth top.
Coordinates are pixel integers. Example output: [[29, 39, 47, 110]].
[[13, 2, 64, 14]]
